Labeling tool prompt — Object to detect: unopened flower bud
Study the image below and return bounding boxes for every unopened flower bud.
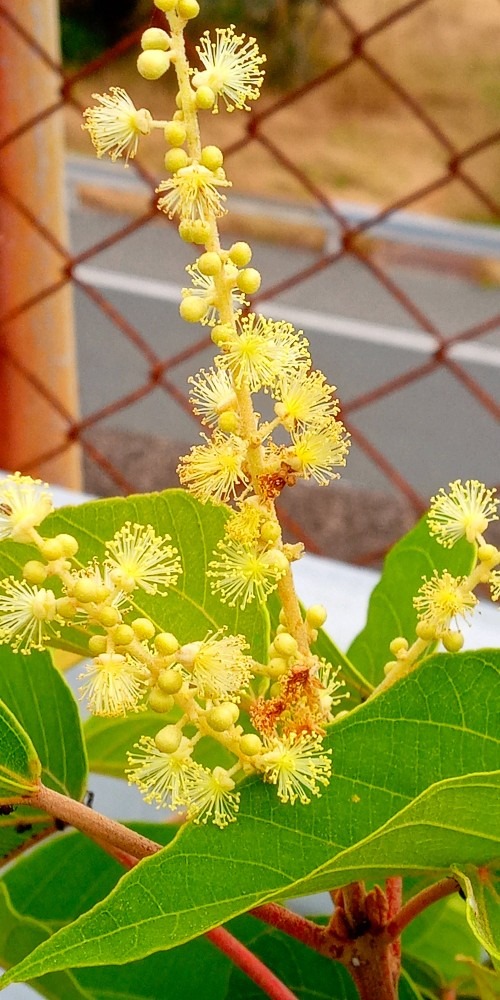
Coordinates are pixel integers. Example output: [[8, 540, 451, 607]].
[[155, 632, 180, 655], [207, 703, 239, 732], [195, 86, 216, 110], [149, 688, 175, 714], [88, 634, 107, 655], [72, 579, 101, 604], [164, 148, 189, 173], [218, 411, 240, 434], [228, 242, 252, 267], [137, 50, 170, 81], [131, 617, 156, 640], [164, 120, 187, 147], [141, 28, 170, 51], [273, 632, 298, 658], [389, 636, 408, 655], [178, 0, 200, 17], [239, 733, 262, 756], [415, 621, 437, 642], [154, 725, 182, 754], [112, 624, 135, 646], [441, 630, 464, 652], [236, 268, 261, 294], [201, 145, 224, 171], [268, 657, 287, 678], [95, 606, 121, 627], [22, 560, 47, 585], [157, 668, 183, 694], [180, 295, 209, 323], [197, 251, 222, 275]]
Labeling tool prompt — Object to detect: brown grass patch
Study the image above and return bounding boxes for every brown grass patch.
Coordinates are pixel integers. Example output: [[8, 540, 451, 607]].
[[66, 0, 500, 222]]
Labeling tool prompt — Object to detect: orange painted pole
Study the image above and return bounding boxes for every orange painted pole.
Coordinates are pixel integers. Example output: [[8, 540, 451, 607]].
[[0, 0, 81, 488]]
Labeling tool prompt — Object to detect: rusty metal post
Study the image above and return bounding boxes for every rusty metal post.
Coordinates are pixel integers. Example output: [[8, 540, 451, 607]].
[[0, 0, 81, 487]]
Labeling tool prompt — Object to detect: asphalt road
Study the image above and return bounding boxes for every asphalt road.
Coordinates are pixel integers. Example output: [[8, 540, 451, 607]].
[[68, 158, 500, 497]]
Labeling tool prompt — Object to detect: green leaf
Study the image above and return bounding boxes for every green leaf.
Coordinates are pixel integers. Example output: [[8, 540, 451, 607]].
[[0, 490, 269, 662], [456, 957, 500, 1000], [453, 863, 500, 961], [84, 710, 178, 779], [85, 708, 234, 778], [2, 649, 498, 986], [0, 826, 232, 1000], [0, 697, 40, 801], [0, 647, 87, 864], [403, 894, 482, 984], [400, 954, 443, 998], [225, 913, 358, 999], [347, 516, 475, 686]]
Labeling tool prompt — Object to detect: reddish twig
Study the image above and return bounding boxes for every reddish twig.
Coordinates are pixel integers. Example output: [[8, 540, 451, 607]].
[[207, 925, 300, 1000], [251, 902, 326, 951], [26, 784, 161, 860], [384, 877, 459, 941]]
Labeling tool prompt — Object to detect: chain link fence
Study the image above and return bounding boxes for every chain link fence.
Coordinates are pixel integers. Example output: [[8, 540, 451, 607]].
[[1, 0, 499, 563]]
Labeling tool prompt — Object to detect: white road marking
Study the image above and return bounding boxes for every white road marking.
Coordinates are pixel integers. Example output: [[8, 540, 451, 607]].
[[74, 263, 500, 368]]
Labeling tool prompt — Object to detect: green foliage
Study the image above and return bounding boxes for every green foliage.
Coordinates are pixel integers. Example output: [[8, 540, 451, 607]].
[[0, 490, 269, 662], [0, 696, 40, 803], [347, 516, 475, 686], [1, 649, 498, 988], [0, 647, 87, 864]]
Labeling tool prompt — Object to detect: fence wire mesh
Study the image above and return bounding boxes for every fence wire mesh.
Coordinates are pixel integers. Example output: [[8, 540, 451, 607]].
[[1, 0, 499, 564]]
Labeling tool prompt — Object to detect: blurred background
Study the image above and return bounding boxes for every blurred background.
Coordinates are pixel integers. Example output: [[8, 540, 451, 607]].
[[1, 0, 499, 564]]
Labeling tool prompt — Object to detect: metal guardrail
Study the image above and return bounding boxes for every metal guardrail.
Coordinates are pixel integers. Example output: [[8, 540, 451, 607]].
[[67, 154, 500, 259]]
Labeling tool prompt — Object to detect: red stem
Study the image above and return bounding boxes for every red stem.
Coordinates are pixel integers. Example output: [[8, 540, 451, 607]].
[[92, 833, 300, 1000], [207, 926, 299, 1000], [251, 902, 326, 951], [385, 877, 458, 940], [385, 877, 402, 918]]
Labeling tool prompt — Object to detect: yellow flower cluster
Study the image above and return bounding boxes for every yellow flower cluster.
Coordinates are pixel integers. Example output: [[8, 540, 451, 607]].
[[382, 480, 500, 685], [0, 473, 346, 827]]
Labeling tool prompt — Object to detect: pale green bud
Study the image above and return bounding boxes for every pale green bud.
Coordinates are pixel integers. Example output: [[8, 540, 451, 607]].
[[149, 688, 175, 713], [155, 725, 182, 753], [228, 242, 252, 267], [273, 632, 298, 657], [218, 411, 240, 434], [112, 624, 135, 646], [195, 86, 216, 110], [306, 605, 327, 628], [201, 145, 224, 171], [197, 251, 222, 275], [239, 733, 262, 756], [131, 617, 156, 640], [178, 0, 200, 17], [236, 268, 261, 295], [441, 630, 464, 652], [180, 295, 208, 323], [157, 668, 183, 694], [137, 50, 170, 81], [95, 606, 121, 627], [164, 147, 189, 173], [164, 120, 187, 147], [389, 636, 408, 656], [207, 703, 239, 732], [22, 560, 47, 585], [141, 28, 170, 51], [155, 632, 179, 655], [88, 634, 107, 655]]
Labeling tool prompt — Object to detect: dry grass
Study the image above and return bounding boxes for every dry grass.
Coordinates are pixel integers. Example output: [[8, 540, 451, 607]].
[[66, 0, 500, 222]]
